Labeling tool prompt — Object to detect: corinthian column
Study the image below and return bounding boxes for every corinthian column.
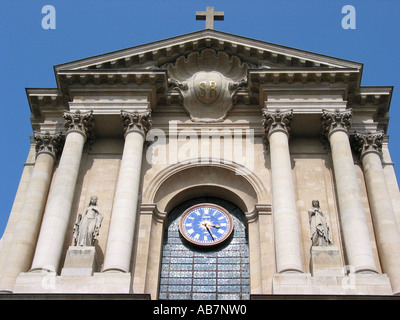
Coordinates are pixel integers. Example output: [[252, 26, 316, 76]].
[[321, 109, 377, 273], [103, 110, 152, 273], [354, 131, 400, 293], [0, 132, 63, 291], [30, 110, 94, 273], [262, 109, 303, 273]]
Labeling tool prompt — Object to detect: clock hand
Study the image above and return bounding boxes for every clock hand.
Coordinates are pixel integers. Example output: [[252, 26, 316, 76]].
[[205, 224, 217, 239]]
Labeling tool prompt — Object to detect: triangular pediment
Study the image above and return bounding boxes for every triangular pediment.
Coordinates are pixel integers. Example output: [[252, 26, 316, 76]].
[[54, 30, 362, 73], [28, 29, 392, 133]]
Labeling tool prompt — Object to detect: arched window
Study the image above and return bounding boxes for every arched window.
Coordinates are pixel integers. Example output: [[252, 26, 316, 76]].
[[159, 197, 250, 300]]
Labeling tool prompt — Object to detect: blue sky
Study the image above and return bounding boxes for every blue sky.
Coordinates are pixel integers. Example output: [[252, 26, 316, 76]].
[[0, 0, 399, 237]]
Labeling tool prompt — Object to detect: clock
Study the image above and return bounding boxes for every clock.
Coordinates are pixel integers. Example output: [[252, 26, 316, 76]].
[[179, 203, 234, 246]]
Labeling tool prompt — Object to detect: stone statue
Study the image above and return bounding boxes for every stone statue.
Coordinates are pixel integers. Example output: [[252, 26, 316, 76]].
[[308, 200, 333, 246], [73, 196, 103, 246]]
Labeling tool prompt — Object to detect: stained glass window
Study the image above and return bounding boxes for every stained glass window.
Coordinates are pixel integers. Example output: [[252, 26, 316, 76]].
[[159, 197, 250, 300]]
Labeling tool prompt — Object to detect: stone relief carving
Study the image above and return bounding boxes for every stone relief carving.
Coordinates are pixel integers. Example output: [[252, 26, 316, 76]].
[[308, 200, 333, 247], [353, 131, 384, 159], [121, 109, 152, 136], [321, 108, 353, 138], [63, 110, 95, 144], [261, 108, 293, 142], [34, 131, 64, 158], [73, 196, 103, 247], [164, 49, 249, 122]]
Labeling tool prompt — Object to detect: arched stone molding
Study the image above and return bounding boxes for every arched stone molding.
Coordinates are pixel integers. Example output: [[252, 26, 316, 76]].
[[134, 160, 270, 298], [142, 159, 268, 214]]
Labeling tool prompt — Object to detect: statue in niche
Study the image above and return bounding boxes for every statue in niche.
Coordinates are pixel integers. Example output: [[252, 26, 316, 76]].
[[308, 200, 333, 246], [73, 196, 103, 246]]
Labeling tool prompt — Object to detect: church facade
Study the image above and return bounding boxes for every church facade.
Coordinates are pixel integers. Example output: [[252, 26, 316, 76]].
[[0, 28, 399, 299]]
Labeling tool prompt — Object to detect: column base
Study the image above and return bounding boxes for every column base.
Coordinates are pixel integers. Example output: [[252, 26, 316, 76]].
[[0, 290, 13, 294], [102, 269, 128, 273]]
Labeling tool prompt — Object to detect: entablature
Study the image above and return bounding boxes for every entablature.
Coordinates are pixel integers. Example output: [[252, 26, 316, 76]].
[[25, 30, 392, 139]]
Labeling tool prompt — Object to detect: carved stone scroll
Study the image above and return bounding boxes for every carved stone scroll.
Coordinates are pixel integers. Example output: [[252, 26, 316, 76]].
[[321, 108, 352, 138], [121, 109, 152, 136], [353, 131, 384, 160], [63, 110, 95, 143], [34, 131, 64, 159], [261, 108, 293, 142]]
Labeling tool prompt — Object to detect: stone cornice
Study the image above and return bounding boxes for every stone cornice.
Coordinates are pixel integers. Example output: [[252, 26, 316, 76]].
[[54, 30, 362, 72], [57, 70, 168, 104], [57, 70, 167, 85], [26, 88, 66, 118], [249, 68, 361, 105], [249, 68, 360, 83]]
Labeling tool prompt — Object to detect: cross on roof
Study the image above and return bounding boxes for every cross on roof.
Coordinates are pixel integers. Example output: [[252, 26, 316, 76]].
[[196, 6, 224, 30]]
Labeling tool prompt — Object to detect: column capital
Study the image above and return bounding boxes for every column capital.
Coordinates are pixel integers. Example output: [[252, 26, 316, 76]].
[[63, 110, 95, 143], [121, 110, 152, 137], [34, 131, 64, 159], [261, 108, 293, 141], [353, 131, 384, 160], [321, 108, 353, 138]]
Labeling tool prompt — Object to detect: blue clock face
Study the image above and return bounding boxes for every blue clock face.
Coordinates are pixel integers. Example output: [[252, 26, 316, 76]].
[[179, 204, 234, 246]]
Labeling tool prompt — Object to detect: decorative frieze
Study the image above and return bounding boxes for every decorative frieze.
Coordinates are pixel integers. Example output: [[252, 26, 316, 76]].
[[261, 108, 293, 141], [121, 110, 152, 136], [321, 108, 352, 138], [63, 110, 95, 143], [34, 131, 64, 159], [353, 131, 384, 160]]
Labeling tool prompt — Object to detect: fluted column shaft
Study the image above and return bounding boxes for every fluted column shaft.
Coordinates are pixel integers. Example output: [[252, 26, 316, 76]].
[[0, 132, 63, 291], [103, 110, 152, 273], [262, 109, 303, 273], [30, 110, 94, 272], [355, 132, 400, 293], [322, 109, 377, 273]]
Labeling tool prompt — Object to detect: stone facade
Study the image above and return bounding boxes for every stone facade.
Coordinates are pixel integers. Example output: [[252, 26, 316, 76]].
[[0, 29, 399, 298]]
